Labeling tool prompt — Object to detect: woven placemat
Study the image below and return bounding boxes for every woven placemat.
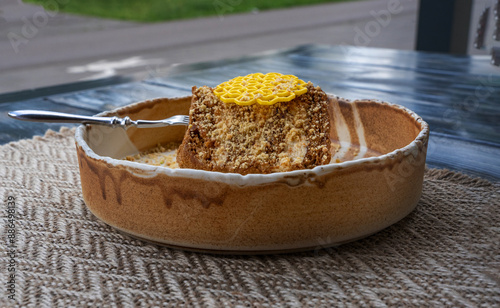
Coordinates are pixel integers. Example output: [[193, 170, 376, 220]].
[[1, 128, 499, 307]]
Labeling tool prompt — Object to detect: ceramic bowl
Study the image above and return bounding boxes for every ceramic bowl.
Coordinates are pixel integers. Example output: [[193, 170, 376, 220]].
[[75, 95, 429, 253]]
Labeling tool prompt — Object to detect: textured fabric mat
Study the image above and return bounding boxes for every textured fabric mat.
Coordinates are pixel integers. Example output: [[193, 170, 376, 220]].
[[1, 128, 499, 307]]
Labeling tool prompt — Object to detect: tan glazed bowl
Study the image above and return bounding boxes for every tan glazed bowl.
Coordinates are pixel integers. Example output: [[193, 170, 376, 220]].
[[75, 95, 429, 254]]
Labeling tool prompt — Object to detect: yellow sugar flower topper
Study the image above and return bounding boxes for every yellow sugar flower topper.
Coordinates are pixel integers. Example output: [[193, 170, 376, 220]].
[[213, 72, 308, 106]]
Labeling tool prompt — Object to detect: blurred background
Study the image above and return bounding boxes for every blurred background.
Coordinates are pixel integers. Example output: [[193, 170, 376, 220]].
[[0, 0, 494, 94]]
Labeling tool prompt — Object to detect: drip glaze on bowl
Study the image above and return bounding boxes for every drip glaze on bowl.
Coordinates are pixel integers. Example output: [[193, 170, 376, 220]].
[[75, 95, 429, 254]]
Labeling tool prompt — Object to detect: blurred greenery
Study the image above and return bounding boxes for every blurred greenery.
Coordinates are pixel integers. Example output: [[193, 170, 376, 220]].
[[24, 0, 357, 22]]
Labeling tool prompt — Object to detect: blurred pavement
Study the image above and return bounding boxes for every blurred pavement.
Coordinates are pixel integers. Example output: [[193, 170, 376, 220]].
[[0, 0, 487, 94]]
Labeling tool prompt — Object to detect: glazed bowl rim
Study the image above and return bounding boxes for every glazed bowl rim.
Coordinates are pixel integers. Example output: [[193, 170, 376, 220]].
[[75, 95, 429, 186]]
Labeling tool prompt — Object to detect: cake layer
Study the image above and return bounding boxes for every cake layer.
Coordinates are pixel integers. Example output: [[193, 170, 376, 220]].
[[177, 82, 331, 174]]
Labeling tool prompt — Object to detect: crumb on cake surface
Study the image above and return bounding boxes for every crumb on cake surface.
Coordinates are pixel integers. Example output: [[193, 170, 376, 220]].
[[177, 82, 331, 174]]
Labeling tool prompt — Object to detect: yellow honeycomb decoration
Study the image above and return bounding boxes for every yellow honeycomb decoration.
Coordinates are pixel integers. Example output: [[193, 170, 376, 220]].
[[213, 72, 308, 106]]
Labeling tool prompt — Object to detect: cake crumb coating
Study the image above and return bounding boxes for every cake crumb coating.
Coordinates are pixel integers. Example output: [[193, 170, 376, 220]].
[[177, 82, 331, 174]]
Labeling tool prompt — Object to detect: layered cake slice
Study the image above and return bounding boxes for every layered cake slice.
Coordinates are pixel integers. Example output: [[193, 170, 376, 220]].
[[177, 73, 331, 174]]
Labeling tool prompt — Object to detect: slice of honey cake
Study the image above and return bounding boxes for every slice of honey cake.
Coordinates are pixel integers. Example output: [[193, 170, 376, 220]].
[[177, 73, 331, 174]]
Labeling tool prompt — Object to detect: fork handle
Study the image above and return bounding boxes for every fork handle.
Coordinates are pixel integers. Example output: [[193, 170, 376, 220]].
[[8, 110, 131, 127]]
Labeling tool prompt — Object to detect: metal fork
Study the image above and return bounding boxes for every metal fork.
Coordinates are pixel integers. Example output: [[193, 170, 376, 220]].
[[8, 110, 190, 129]]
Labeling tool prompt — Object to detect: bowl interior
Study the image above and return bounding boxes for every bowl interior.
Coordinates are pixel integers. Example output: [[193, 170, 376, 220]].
[[84, 96, 423, 166]]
